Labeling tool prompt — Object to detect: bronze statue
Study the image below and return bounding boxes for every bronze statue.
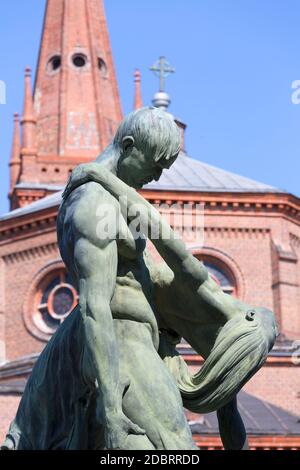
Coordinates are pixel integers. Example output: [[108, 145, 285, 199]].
[[2, 107, 277, 450]]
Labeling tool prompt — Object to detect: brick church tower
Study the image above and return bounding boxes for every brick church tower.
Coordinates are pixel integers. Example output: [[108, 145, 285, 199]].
[[9, 0, 122, 209], [1, 0, 300, 449]]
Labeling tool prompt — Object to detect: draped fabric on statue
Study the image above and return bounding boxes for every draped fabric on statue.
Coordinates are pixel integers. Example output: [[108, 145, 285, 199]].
[[159, 312, 271, 413]]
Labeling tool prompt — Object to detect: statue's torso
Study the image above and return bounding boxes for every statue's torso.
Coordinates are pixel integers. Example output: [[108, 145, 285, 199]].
[[57, 182, 160, 348], [112, 254, 159, 343]]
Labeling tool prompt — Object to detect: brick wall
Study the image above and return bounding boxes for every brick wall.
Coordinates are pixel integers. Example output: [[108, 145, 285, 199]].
[[0, 197, 299, 420], [1, 229, 59, 360], [244, 363, 300, 417]]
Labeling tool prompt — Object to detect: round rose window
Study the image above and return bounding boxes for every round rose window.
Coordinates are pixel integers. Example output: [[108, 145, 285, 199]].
[[41, 282, 77, 321], [26, 268, 78, 340]]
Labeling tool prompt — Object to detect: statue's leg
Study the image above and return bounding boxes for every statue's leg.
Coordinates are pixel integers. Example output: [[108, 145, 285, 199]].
[[115, 320, 197, 450]]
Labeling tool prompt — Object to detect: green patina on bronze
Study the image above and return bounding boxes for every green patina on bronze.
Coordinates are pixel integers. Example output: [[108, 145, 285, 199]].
[[2, 108, 278, 450]]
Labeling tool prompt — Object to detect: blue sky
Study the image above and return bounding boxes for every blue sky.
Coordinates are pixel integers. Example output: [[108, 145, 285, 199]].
[[0, 0, 300, 215]]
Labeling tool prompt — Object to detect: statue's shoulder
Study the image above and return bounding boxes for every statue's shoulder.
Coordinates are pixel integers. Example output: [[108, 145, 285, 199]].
[[62, 179, 118, 214], [58, 181, 119, 248]]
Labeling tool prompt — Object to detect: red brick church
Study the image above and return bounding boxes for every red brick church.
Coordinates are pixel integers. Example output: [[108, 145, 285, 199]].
[[0, 0, 299, 449]]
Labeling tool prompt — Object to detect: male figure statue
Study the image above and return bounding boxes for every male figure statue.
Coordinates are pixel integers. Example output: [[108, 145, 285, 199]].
[[2, 107, 277, 450], [3, 107, 196, 450]]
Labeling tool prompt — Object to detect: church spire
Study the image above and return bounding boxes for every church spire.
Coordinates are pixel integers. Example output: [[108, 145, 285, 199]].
[[21, 67, 37, 150], [133, 69, 143, 110], [9, 113, 21, 199], [11, 0, 123, 208], [33, 0, 122, 158], [18, 67, 39, 191]]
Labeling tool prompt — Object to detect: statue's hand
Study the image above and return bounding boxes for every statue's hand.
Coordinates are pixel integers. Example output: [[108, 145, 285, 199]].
[[105, 411, 145, 450]]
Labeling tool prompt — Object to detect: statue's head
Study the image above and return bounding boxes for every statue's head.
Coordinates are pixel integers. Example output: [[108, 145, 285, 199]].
[[113, 107, 181, 189]]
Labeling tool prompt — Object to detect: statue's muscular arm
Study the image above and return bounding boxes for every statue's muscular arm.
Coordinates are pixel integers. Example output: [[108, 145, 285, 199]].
[[65, 182, 144, 448], [64, 164, 245, 319], [63, 164, 240, 316]]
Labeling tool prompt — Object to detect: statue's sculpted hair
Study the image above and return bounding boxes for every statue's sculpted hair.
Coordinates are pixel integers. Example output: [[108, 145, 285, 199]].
[[113, 107, 181, 163]]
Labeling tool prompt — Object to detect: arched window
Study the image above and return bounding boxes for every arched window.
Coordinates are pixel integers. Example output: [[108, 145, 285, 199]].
[[203, 261, 236, 296], [178, 255, 237, 350], [24, 267, 78, 341]]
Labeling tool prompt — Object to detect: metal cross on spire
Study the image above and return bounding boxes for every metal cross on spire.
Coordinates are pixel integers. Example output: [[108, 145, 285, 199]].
[[149, 56, 175, 92]]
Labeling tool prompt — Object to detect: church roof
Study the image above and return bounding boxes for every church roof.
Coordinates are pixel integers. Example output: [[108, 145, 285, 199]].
[[0, 152, 284, 221], [188, 390, 300, 436], [145, 152, 283, 193], [0, 189, 63, 221]]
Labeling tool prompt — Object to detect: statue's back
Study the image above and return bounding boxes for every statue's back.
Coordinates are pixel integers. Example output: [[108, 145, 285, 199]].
[[2, 306, 99, 449]]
